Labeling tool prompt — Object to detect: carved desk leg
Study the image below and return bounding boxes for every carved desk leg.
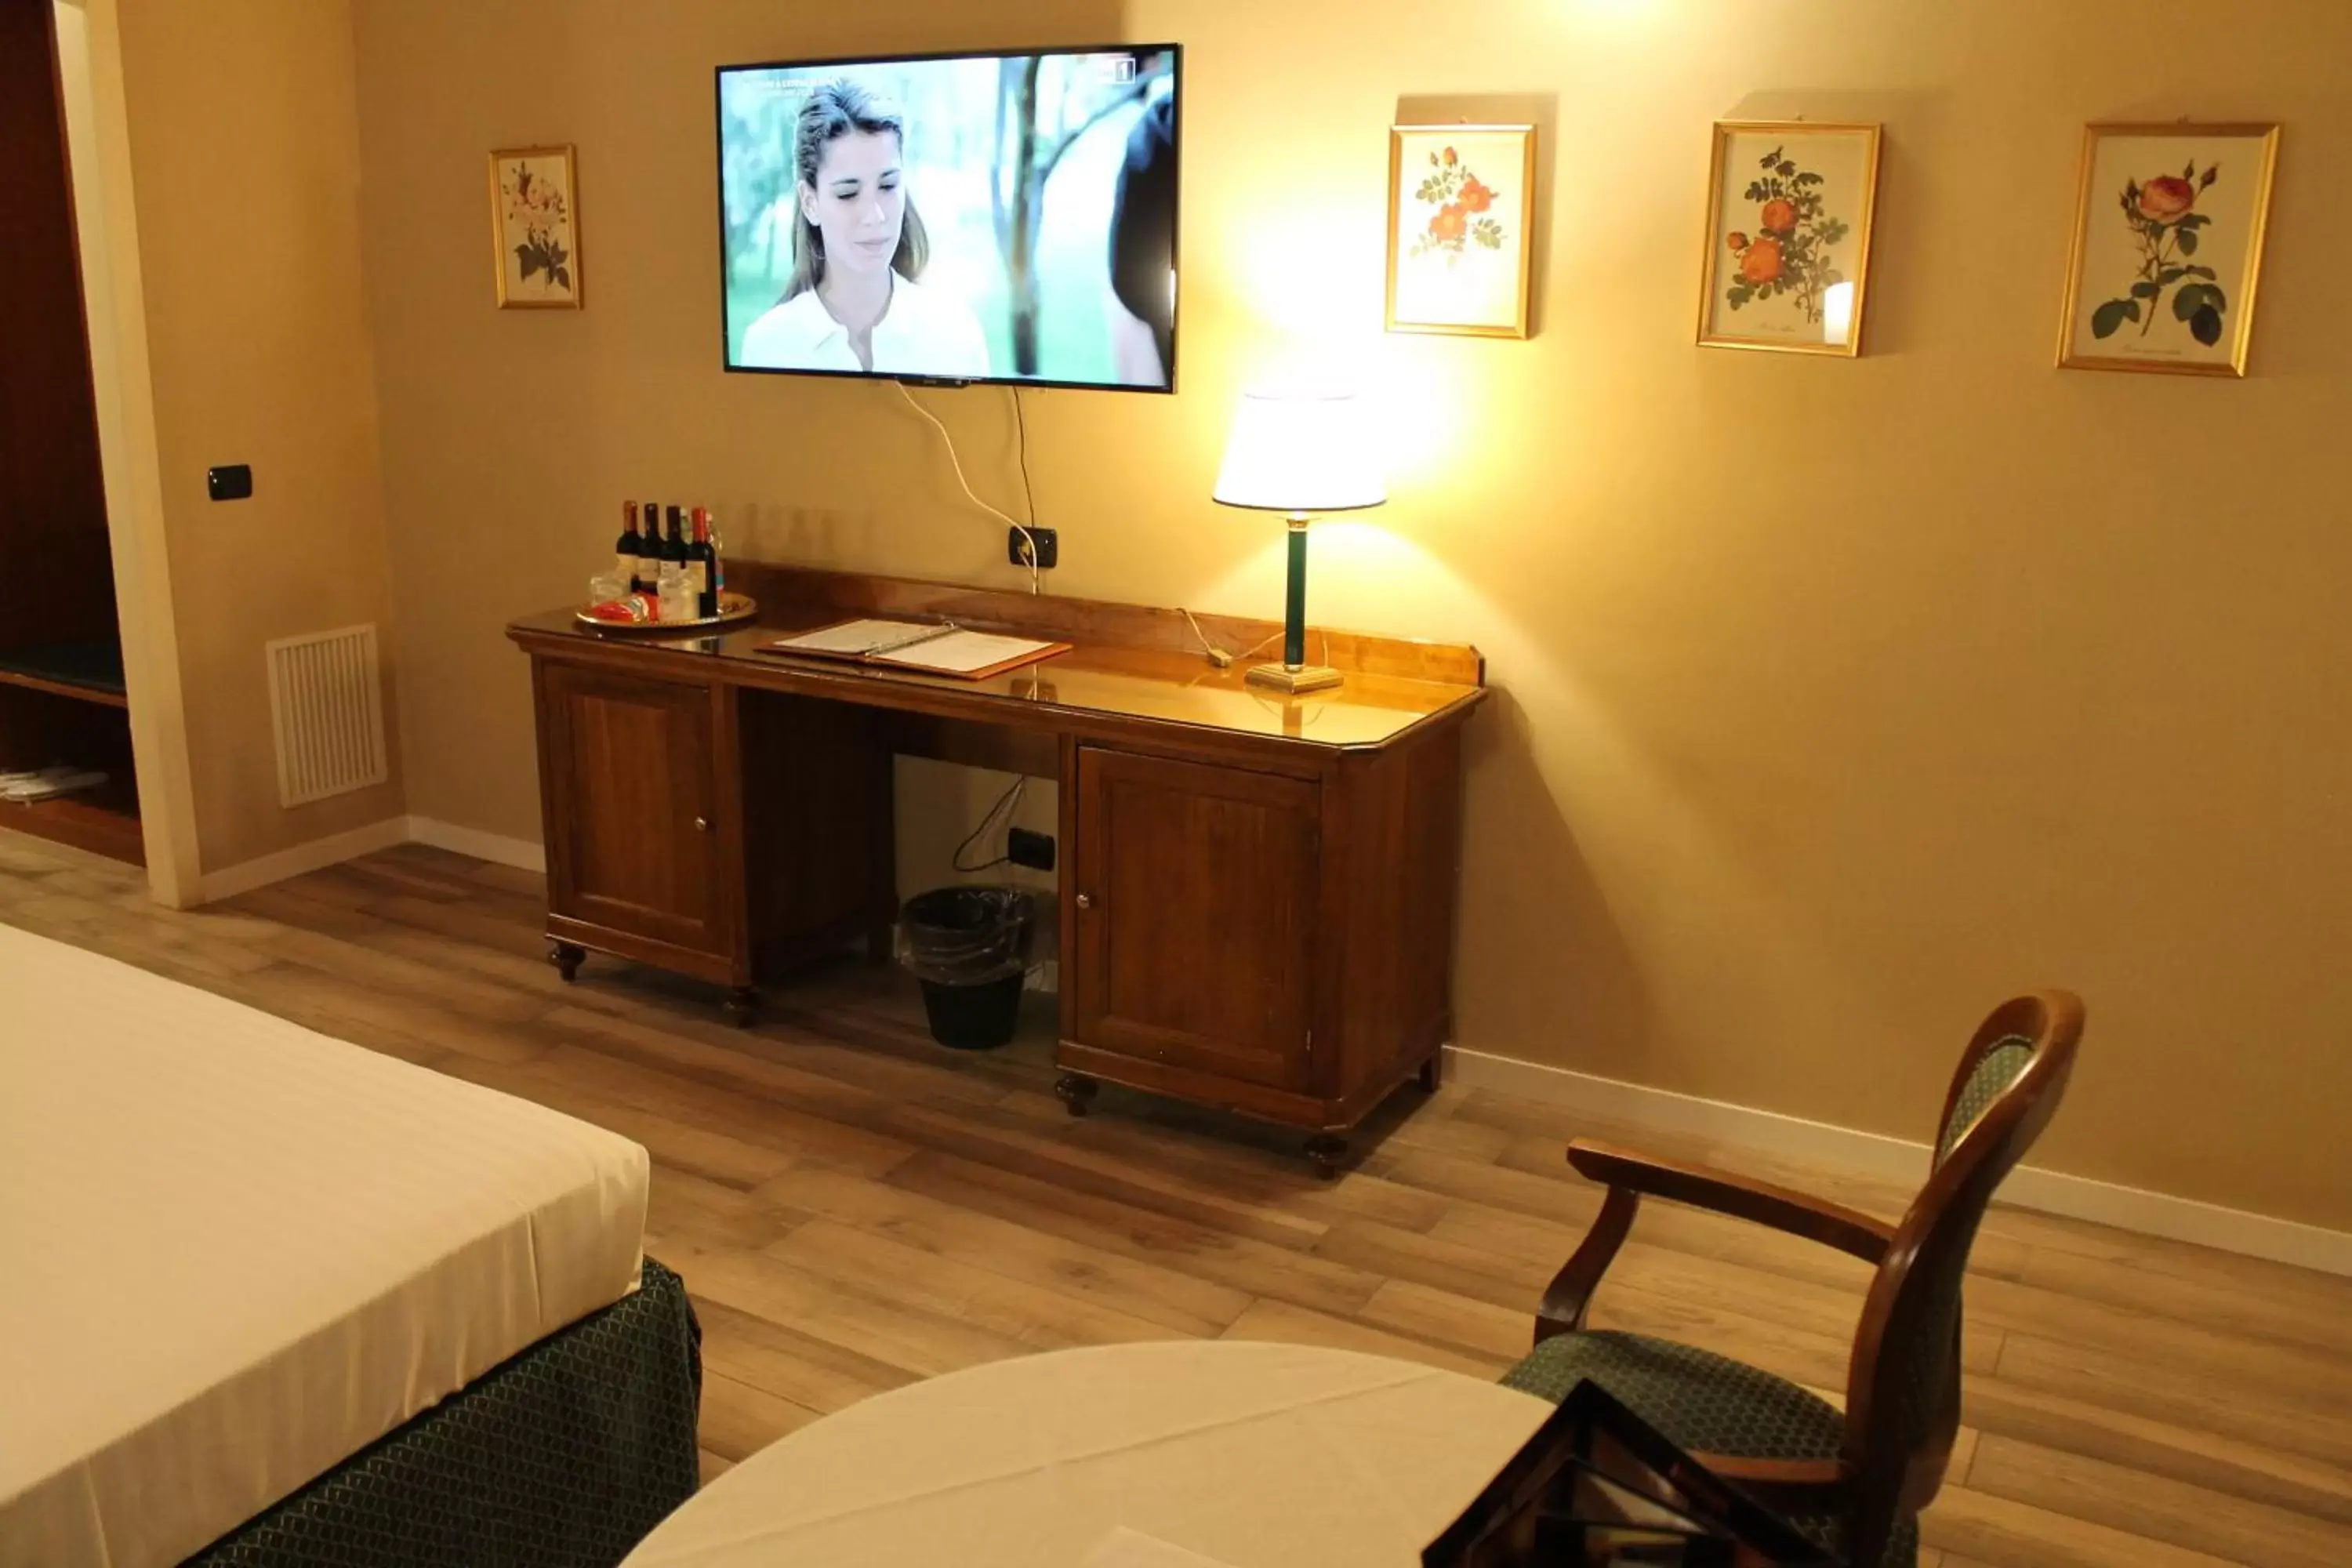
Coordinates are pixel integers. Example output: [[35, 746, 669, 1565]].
[[548, 940, 586, 983], [724, 986, 760, 1029], [1054, 1073, 1098, 1118], [1305, 1133, 1348, 1181]]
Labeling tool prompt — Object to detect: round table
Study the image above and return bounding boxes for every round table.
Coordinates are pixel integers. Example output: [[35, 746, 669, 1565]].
[[625, 1341, 1553, 1567]]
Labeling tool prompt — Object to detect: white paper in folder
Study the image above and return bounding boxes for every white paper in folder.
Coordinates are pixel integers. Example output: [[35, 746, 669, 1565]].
[[766, 618, 953, 657], [877, 630, 1061, 674]]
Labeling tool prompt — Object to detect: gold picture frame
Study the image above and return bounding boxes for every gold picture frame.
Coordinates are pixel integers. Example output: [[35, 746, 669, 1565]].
[[1385, 125, 1537, 339], [489, 144, 582, 310], [1696, 121, 1882, 357], [2056, 122, 2278, 378]]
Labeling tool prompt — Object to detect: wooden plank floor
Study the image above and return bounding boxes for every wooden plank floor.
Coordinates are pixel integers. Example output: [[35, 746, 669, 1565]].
[[5, 829, 2348, 1566]]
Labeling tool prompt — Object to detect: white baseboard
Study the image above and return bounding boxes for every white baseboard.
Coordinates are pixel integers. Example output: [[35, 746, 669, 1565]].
[[405, 815, 546, 873], [196, 816, 412, 903], [1443, 1046, 2352, 1279], [194, 815, 543, 903]]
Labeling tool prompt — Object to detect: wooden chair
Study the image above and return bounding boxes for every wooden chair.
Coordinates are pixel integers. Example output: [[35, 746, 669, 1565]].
[[1501, 992, 2083, 1566]]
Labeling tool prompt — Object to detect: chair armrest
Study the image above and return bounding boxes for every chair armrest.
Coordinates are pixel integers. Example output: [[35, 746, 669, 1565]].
[[1536, 1185, 1641, 1342], [1567, 1140, 1894, 1265]]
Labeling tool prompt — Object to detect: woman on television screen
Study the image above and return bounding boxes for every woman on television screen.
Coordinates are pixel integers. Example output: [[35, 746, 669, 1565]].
[[738, 79, 993, 379]]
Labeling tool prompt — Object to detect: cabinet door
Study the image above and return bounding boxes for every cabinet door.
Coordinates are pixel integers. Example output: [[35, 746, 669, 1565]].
[[1071, 747, 1319, 1092], [538, 662, 730, 958]]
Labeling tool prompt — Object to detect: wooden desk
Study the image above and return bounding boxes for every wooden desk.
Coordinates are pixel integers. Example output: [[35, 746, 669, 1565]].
[[508, 564, 1487, 1170]]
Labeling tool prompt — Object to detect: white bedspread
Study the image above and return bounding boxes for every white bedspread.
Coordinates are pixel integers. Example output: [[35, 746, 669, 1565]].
[[0, 921, 649, 1567]]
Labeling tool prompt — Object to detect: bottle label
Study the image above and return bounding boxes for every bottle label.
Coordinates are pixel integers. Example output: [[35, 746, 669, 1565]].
[[616, 553, 637, 579], [688, 561, 708, 597]]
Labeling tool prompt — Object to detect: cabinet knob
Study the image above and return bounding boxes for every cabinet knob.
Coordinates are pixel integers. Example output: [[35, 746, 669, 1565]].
[[693, 815, 710, 833], [1074, 893, 1094, 910]]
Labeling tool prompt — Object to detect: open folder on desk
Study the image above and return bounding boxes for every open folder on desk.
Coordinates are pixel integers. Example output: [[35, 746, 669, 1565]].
[[760, 618, 1071, 681]]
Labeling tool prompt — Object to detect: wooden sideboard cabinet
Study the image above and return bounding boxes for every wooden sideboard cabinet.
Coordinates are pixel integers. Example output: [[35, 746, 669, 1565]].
[[512, 564, 1486, 1172], [536, 662, 736, 980], [1069, 747, 1323, 1096]]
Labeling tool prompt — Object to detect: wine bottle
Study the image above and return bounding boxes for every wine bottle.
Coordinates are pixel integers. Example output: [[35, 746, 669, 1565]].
[[662, 505, 691, 622], [690, 507, 718, 619], [638, 500, 662, 599], [615, 499, 644, 591]]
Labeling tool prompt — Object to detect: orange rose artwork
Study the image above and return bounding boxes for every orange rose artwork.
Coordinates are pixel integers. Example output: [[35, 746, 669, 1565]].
[[1410, 146, 1508, 264], [1722, 144, 1849, 325]]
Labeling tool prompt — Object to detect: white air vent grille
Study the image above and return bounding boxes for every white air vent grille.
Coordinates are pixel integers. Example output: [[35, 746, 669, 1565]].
[[267, 624, 389, 807]]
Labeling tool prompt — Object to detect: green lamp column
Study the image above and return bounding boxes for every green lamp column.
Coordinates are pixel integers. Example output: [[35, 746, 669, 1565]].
[[1210, 388, 1386, 696]]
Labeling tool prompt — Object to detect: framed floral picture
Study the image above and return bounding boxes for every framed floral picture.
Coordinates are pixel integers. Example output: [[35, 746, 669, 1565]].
[[1696, 122, 1882, 357], [489, 144, 582, 310], [1386, 125, 1536, 339], [2056, 123, 2278, 377]]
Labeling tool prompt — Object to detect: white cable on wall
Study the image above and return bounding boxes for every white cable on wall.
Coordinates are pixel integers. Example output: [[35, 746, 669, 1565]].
[[891, 380, 1041, 594]]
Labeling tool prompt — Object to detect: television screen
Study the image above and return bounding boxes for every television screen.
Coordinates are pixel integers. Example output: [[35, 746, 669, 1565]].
[[716, 45, 1180, 391]]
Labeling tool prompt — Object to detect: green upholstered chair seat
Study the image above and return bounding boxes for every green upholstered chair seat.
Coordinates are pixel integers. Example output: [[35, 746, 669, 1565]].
[[1502, 1330, 1919, 1566], [1504, 1330, 1846, 1456]]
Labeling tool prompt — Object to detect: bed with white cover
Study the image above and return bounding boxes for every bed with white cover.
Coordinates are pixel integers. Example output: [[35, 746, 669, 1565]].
[[0, 920, 697, 1566]]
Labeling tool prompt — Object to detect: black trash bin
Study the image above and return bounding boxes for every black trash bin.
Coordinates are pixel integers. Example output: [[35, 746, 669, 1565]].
[[896, 885, 1034, 1051]]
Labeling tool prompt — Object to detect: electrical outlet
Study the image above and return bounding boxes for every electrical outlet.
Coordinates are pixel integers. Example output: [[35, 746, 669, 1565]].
[[1006, 827, 1056, 872], [1008, 525, 1058, 570]]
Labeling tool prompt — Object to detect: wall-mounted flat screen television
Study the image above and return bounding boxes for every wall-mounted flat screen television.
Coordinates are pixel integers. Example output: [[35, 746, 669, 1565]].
[[717, 45, 1181, 392]]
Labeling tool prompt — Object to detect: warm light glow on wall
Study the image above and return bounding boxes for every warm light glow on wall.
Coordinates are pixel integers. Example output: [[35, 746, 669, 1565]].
[[1369, 339, 1475, 491], [1221, 187, 1384, 372], [1569, 0, 1674, 22]]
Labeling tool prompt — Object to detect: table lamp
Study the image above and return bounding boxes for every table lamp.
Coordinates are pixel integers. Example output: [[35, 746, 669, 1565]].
[[1211, 387, 1387, 694]]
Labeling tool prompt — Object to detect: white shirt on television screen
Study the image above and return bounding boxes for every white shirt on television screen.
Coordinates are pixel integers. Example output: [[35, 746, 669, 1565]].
[[738, 271, 994, 379]]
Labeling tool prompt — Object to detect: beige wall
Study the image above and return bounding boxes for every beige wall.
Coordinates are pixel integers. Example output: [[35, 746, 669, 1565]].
[[349, 0, 2352, 1229], [114, 0, 404, 874]]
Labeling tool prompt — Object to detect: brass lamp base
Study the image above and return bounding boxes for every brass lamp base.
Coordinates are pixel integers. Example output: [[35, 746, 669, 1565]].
[[1245, 661, 1343, 695]]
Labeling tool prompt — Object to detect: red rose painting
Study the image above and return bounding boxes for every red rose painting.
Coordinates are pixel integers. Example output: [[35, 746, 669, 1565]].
[[2060, 125, 2278, 376], [2090, 159, 2227, 347]]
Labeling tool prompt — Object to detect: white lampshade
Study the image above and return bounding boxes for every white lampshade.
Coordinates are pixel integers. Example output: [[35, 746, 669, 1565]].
[[1211, 387, 1387, 514]]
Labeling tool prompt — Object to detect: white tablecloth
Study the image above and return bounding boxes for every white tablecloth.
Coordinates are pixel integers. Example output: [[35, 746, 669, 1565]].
[[625, 1340, 1552, 1567]]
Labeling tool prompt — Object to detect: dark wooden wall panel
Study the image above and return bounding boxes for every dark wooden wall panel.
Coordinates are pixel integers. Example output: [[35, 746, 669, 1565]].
[[0, 0, 118, 653]]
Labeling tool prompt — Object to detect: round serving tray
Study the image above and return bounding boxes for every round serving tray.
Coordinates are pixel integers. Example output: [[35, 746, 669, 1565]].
[[576, 590, 758, 634]]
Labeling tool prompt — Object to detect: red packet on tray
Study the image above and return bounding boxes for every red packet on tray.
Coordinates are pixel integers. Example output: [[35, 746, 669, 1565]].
[[585, 593, 660, 624]]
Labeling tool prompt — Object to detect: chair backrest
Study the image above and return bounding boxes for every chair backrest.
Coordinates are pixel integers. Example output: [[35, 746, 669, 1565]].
[[1838, 991, 2083, 1552]]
